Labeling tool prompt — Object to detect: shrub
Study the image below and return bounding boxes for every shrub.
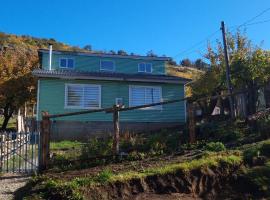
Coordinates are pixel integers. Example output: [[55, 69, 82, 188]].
[[204, 142, 226, 152], [81, 138, 113, 159], [44, 179, 83, 200], [241, 165, 270, 197], [94, 169, 113, 184], [260, 141, 270, 158], [257, 117, 270, 138], [243, 147, 260, 165], [198, 121, 244, 143]]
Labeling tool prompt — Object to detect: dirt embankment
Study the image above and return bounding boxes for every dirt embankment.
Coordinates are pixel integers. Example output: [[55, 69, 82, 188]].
[[83, 165, 242, 200]]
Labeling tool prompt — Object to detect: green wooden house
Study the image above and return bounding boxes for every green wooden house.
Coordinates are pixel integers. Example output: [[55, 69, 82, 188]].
[[33, 47, 190, 140]]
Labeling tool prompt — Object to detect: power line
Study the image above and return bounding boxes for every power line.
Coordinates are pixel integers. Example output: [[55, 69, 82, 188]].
[[173, 29, 220, 59], [237, 7, 270, 28], [173, 7, 270, 60], [244, 18, 270, 27]]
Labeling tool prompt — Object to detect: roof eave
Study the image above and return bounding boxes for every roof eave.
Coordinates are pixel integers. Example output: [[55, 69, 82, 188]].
[[33, 73, 187, 84]]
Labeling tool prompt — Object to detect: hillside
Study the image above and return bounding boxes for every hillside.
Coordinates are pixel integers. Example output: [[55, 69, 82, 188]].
[[166, 64, 204, 80], [167, 64, 204, 97], [0, 32, 89, 52]]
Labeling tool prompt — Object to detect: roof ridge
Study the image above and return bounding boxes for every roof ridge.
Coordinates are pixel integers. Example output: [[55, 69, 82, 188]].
[[38, 49, 171, 61]]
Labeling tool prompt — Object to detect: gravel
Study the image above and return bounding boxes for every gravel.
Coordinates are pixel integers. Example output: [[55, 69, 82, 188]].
[[0, 173, 30, 200]]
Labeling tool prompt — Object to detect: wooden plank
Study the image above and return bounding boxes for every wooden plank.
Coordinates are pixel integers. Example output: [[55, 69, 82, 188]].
[[112, 105, 120, 155], [39, 112, 51, 171], [188, 102, 196, 143]]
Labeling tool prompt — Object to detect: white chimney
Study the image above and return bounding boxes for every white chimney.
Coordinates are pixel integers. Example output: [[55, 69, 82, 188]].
[[49, 44, 53, 70]]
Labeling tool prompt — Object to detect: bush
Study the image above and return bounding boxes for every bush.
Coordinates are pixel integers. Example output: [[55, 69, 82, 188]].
[[260, 141, 270, 158], [198, 121, 244, 143], [81, 138, 113, 159], [257, 117, 270, 138], [243, 147, 260, 165], [204, 142, 226, 152], [44, 179, 83, 200], [120, 129, 181, 155], [94, 169, 113, 183]]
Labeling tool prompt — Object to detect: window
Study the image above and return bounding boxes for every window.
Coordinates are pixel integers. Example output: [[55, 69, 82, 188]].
[[60, 58, 74, 69], [138, 63, 152, 73], [65, 84, 101, 109], [129, 86, 162, 109], [100, 60, 115, 71]]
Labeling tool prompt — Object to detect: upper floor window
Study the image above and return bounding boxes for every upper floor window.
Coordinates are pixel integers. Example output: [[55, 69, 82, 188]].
[[100, 60, 115, 71], [138, 63, 152, 73], [60, 58, 74, 69]]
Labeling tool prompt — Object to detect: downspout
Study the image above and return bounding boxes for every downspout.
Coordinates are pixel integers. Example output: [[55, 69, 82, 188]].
[[36, 80, 40, 121], [184, 83, 187, 123], [49, 44, 52, 70]]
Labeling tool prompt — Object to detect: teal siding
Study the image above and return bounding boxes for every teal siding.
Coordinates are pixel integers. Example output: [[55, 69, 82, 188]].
[[42, 53, 166, 75], [38, 79, 185, 123]]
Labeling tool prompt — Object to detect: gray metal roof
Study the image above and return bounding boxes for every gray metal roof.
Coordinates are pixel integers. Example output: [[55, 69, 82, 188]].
[[33, 69, 190, 84], [39, 49, 171, 61]]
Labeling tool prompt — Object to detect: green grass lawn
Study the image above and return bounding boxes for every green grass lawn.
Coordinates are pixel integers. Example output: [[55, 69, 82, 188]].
[[50, 140, 83, 151]]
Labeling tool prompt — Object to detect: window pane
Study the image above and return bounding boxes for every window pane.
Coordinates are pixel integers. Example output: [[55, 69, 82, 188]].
[[145, 63, 152, 73], [130, 87, 145, 106], [67, 59, 74, 68], [138, 63, 145, 72], [84, 86, 100, 108], [100, 61, 114, 71], [145, 88, 153, 104], [60, 59, 67, 68], [67, 85, 83, 107]]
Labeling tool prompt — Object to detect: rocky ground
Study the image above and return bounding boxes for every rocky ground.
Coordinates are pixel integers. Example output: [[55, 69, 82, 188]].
[[0, 173, 30, 200]]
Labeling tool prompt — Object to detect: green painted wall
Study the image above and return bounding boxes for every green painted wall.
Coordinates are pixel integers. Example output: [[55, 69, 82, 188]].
[[42, 53, 166, 75], [38, 78, 186, 123]]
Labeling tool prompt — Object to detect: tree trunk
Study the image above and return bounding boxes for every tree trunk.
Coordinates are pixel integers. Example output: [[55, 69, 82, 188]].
[[1, 103, 14, 130]]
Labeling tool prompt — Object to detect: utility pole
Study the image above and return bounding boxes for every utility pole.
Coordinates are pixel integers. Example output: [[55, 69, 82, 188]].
[[221, 21, 234, 119]]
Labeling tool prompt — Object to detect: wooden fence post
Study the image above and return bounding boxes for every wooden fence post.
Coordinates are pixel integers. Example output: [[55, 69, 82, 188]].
[[188, 102, 196, 143], [113, 105, 120, 156], [39, 112, 50, 171]]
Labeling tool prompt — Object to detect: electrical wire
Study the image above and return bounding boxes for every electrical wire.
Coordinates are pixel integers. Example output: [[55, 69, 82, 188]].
[[173, 7, 270, 60]]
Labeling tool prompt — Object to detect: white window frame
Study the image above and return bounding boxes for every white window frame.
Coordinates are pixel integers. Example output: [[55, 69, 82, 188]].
[[100, 60, 115, 71], [138, 62, 153, 73], [59, 58, 75, 69], [64, 83, 101, 109], [129, 85, 162, 110]]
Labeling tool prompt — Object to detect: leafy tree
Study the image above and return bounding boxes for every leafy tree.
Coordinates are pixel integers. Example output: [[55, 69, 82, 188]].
[[167, 58, 177, 66], [146, 50, 157, 57], [180, 58, 192, 67], [191, 30, 270, 117], [0, 46, 38, 130], [194, 58, 209, 70], [83, 44, 92, 51], [117, 50, 128, 56]]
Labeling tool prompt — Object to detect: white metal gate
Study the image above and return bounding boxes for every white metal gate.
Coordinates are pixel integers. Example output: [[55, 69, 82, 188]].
[[0, 131, 40, 173]]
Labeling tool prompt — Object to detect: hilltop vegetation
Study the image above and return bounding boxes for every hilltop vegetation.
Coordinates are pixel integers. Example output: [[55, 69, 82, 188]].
[[166, 64, 204, 80], [0, 32, 87, 52]]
